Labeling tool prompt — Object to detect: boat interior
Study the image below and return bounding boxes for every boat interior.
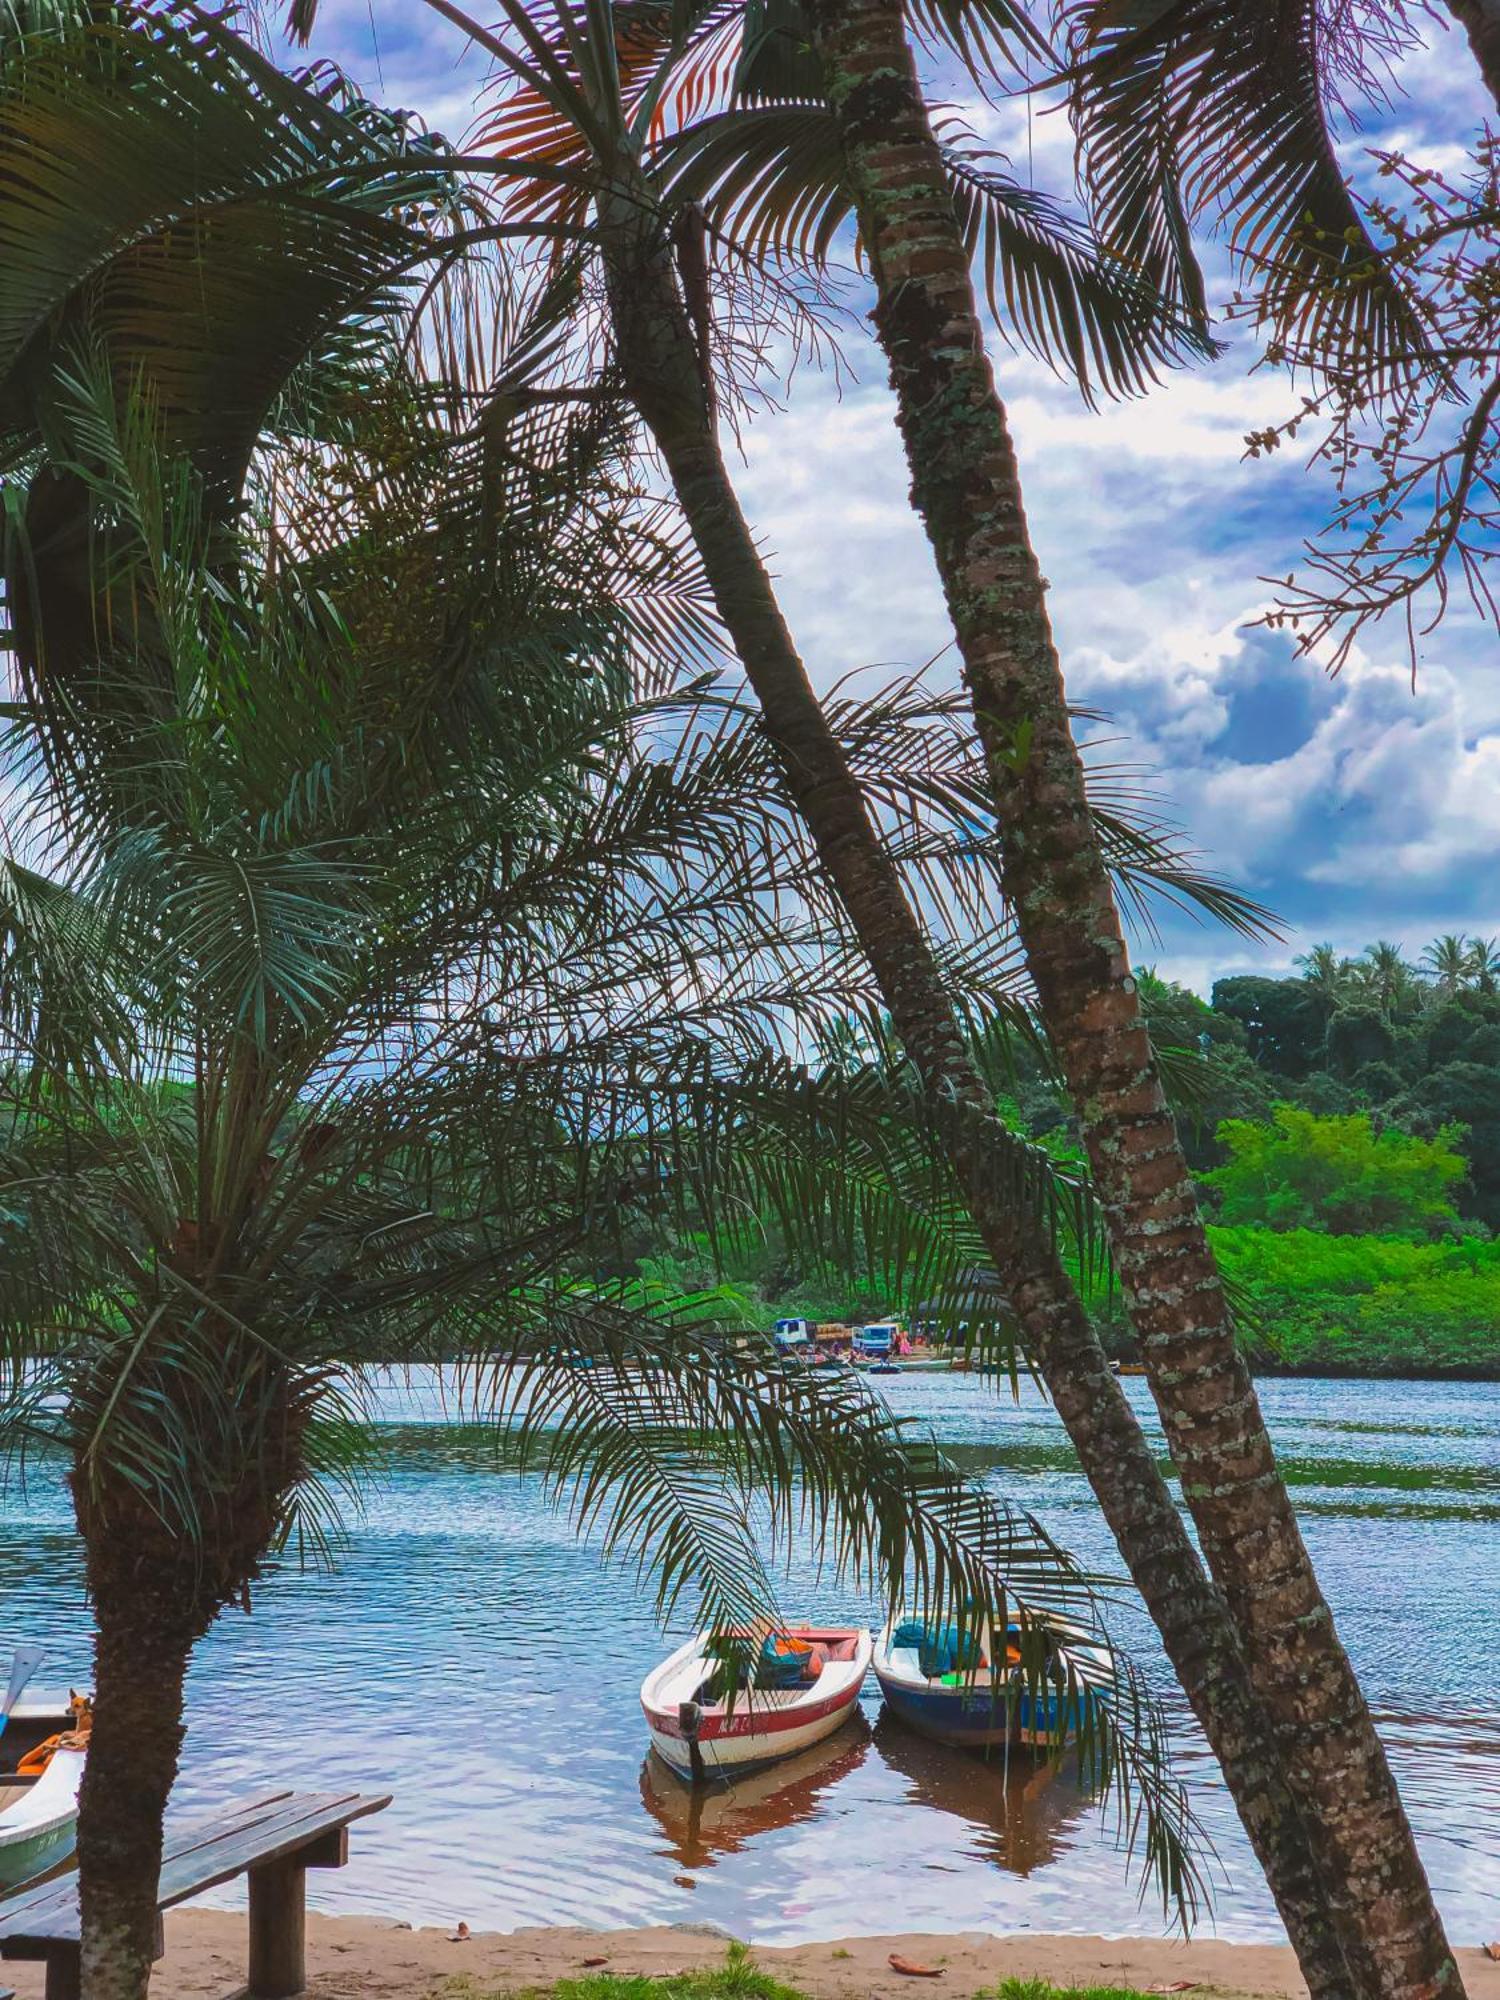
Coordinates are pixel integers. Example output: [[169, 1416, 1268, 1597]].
[[886, 1619, 1026, 1686], [670, 1629, 863, 1710]]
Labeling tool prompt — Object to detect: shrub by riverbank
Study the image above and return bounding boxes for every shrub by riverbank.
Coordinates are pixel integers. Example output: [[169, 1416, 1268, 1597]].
[[1208, 1227, 1500, 1377]]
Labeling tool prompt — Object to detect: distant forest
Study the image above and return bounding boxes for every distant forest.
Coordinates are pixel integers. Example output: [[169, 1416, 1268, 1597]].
[[641, 938, 1500, 1378]]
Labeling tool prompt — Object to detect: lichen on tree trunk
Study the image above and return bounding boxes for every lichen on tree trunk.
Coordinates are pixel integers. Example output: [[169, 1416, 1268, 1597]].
[[595, 173, 1354, 2000], [797, 1, 1463, 1994]]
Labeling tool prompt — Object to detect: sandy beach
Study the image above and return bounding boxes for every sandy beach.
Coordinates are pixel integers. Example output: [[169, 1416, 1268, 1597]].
[[5, 1915, 1496, 2000]]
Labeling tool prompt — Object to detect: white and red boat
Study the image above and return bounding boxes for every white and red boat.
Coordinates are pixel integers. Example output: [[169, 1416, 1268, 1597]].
[[641, 1625, 872, 1782]]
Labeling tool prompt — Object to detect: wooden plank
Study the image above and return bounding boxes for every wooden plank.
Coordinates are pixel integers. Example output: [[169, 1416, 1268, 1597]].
[[158, 1793, 389, 1908], [0, 1791, 390, 1950], [0, 1795, 302, 1942], [299, 1826, 347, 1871]]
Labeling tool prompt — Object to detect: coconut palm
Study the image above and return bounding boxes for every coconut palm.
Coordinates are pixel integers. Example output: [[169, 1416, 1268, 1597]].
[[1422, 935, 1473, 999], [272, 2, 1358, 1991], [758, 3, 1457, 1984], [1295, 943, 1353, 1001], [1356, 941, 1423, 1018], [1467, 936, 1500, 995], [474, 0, 1453, 1986]]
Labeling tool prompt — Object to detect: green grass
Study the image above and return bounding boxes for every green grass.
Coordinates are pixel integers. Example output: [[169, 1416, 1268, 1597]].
[[448, 1946, 1157, 2000], [993, 1982, 1154, 2000]]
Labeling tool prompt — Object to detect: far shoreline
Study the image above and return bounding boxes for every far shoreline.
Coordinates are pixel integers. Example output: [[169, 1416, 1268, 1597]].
[[55, 1914, 1500, 2000]]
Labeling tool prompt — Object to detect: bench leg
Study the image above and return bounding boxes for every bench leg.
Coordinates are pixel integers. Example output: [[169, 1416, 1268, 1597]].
[[44, 1945, 80, 2000], [247, 1858, 307, 1999]]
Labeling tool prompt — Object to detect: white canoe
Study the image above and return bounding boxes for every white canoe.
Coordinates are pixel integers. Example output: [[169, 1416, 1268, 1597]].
[[642, 1626, 872, 1780], [0, 1747, 84, 1890]]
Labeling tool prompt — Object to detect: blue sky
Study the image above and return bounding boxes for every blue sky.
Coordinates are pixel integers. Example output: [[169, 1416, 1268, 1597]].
[[290, 3, 1497, 993]]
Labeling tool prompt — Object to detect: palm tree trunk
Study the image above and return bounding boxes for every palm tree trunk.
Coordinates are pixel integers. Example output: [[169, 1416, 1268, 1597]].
[[596, 185, 1353, 2000], [75, 1523, 199, 2000], [797, 7, 1461, 1997], [1444, 0, 1500, 107]]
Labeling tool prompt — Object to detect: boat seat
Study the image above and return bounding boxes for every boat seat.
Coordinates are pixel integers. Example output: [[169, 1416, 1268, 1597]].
[[815, 1637, 859, 1663]]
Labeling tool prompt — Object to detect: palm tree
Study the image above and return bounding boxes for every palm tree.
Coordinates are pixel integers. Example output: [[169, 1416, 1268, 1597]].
[[274, 5, 1356, 1993], [518, 0, 1454, 1986], [1422, 935, 1473, 999], [1467, 936, 1500, 995], [1295, 943, 1353, 1001], [1357, 941, 1423, 1018], [0, 18, 1198, 1994]]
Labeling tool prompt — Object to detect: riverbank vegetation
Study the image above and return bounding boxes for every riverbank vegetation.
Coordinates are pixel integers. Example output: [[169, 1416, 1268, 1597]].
[[634, 946, 1500, 1377]]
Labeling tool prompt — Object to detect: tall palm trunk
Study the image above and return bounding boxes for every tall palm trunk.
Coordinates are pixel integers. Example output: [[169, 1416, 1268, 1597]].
[[596, 184, 1353, 2000], [796, 8, 1460, 1997]]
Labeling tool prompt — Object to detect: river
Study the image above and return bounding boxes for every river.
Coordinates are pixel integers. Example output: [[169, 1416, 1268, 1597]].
[[1, 1371, 1495, 1943]]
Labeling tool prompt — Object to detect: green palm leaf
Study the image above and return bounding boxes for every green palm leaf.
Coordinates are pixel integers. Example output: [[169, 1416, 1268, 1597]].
[[1061, 0, 1426, 366], [659, 104, 1213, 399]]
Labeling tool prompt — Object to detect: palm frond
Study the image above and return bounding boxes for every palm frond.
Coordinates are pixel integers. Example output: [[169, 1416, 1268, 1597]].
[[1061, 0, 1426, 367], [658, 105, 1210, 399]]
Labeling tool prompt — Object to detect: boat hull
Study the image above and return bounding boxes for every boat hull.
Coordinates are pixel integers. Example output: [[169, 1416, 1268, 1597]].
[[0, 1749, 84, 1891], [642, 1627, 873, 1782], [875, 1674, 1063, 1750], [647, 1693, 862, 1779], [0, 1812, 76, 1891]]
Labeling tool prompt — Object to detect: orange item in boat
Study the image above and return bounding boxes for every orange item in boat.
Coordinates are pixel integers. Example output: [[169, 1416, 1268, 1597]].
[[17, 1733, 62, 1777]]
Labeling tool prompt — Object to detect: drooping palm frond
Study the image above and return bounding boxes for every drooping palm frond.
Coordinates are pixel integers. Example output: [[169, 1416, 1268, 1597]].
[[0, 8, 446, 488], [1059, 0, 1427, 368], [468, 1314, 1204, 1915]]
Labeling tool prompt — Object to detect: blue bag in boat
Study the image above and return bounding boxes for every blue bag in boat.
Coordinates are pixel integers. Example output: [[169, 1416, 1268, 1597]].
[[757, 1633, 813, 1688], [894, 1620, 984, 1679]]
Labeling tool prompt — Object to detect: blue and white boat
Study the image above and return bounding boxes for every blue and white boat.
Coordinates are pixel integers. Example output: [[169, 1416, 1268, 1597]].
[[872, 1613, 1107, 1752]]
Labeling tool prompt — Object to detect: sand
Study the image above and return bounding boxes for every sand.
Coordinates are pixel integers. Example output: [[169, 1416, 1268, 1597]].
[[5, 1914, 1497, 2000]]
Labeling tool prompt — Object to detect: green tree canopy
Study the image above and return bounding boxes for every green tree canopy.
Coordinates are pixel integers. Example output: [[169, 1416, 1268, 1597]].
[[1202, 1107, 1468, 1237]]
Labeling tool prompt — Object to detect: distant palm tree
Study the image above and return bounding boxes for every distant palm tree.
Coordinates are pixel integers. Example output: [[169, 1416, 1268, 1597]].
[[1422, 935, 1473, 998], [1467, 937, 1500, 996], [1356, 941, 1422, 1017], [1294, 943, 1352, 1000]]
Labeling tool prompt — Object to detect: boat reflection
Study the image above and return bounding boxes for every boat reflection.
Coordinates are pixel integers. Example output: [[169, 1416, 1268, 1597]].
[[872, 1710, 1092, 1876], [639, 1714, 871, 1869]]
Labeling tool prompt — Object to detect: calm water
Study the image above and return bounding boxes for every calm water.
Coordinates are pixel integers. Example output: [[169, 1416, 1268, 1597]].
[[1, 1371, 1496, 1943]]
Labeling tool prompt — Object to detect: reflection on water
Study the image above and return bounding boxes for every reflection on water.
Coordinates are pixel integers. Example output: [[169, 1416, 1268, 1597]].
[[0, 1371, 1496, 1943], [870, 1716, 1094, 1879], [641, 1727, 872, 1871]]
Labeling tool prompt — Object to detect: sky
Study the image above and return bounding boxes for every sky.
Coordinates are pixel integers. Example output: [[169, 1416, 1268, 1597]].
[[286, 2, 1496, 994]]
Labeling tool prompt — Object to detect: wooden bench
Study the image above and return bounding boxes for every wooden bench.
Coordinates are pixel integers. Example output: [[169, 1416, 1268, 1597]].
[[0, 1787, 391, 2000]]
